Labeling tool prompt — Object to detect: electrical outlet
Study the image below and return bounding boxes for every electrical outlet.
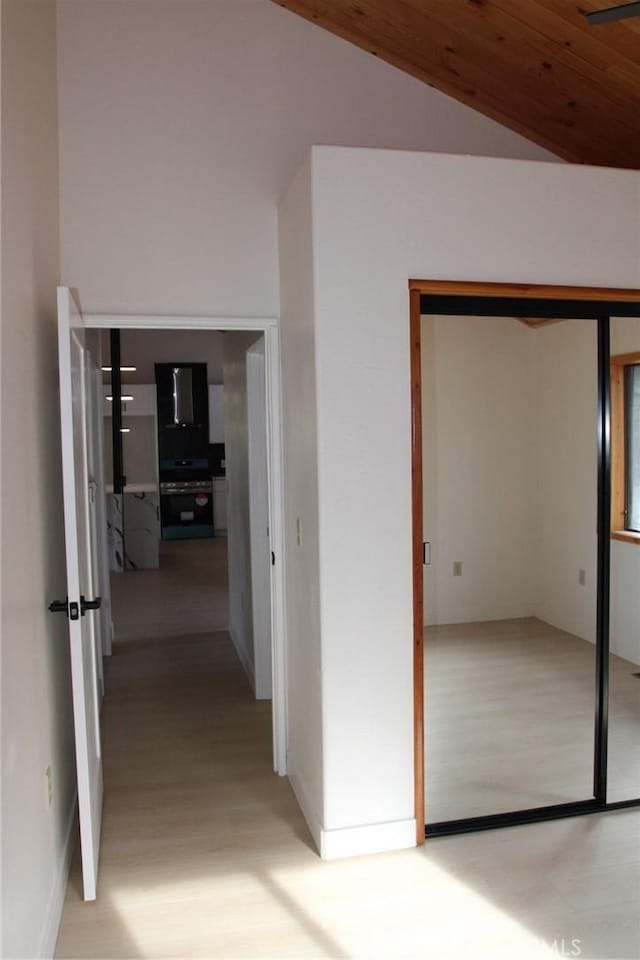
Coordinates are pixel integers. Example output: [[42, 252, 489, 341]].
[[579, 568, 586, 586], [453, 561, 463, 577], [45, 765, 53, 806], [296, 517, 302, 547]]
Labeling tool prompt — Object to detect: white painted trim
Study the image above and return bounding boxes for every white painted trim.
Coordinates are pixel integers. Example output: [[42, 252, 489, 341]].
[[83, 311, 288, 776], [264, 326, 288, 775], [84, 314, 278, 331], [229, 623, 256, 694], [320, 818, 417, 860], [288, 778, 416, 861], [288, 772, 322, 854], [247, 340, 272, 700], [92, 363, 112, 658], [38, 797, 78, 958]]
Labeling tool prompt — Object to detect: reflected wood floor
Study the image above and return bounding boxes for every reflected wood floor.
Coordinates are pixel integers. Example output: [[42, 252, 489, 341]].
[[56, 546, 640, 958], [425, 618, 640, 823]]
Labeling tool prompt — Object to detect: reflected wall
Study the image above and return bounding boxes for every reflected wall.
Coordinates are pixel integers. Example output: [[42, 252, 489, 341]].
[[423, 315, 599, 823]]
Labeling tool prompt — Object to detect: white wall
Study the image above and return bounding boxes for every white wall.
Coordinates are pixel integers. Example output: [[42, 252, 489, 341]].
[[422, 315, 536, 625], [532, 320, 598, 644], [610, 543, 640, 664], [56, 0, 555, 319], [223, 331, 261, 691], [278, 157, 324, 848], [1, 2, 77, 956], [420, 316, 600, 643], [298, 147, 640, 851], [104, 416, 157, 488]]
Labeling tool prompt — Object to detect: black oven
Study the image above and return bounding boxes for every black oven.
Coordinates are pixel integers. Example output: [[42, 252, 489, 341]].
[[159, 479, 214, 540]]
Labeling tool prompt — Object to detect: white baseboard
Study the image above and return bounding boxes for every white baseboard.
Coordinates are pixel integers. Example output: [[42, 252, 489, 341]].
[[38, 795, 78, 958], [288, 770, 322, 854], [229, 623, 256, 694], [320, 817, 417, 860], [288, 771, 416, 861]]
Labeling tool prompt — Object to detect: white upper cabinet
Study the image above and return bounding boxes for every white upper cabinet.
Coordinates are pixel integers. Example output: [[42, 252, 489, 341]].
[[208, 384, 225, 443], [104, 383, 156, 417]]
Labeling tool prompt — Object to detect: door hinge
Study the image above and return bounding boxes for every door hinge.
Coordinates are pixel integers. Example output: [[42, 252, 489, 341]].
[[423, 541, 431, 565]]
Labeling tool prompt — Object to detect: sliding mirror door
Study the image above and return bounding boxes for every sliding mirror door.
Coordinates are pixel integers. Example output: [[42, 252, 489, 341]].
[[423, 314, 599, 825], [608, 316, 640, 805]]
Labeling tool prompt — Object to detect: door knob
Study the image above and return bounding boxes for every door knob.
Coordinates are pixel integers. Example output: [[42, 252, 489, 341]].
[[80, 596, 102, 616], [48, 598, 80, 620], [49, 598, 69, 614]]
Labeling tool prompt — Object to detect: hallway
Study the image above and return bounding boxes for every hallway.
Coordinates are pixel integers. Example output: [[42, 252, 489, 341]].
[[56, 537, 316, 956], [54, 541, 640, 959]]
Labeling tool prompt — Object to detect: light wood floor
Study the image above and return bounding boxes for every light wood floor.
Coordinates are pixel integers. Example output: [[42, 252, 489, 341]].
[[110, 538, 229, 643], [55, 542, 640, 959], [425, 618, 640, 823]]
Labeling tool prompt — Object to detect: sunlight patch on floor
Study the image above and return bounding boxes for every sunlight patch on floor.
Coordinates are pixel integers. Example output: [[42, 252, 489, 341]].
[[104, 849, 565, 959]]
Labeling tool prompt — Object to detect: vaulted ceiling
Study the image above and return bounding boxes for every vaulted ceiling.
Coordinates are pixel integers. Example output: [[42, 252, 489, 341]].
[[273, 0, 640, 169]]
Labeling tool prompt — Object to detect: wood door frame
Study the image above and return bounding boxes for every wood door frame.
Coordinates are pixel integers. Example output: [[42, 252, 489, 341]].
[[409, 278, 640, 843], [83, 312, 288, 777]]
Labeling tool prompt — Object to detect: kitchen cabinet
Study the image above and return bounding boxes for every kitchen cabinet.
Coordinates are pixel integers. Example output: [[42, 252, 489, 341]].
[[104, 383, 156, 417], [106, 487, 160, 571], [123, 489, 160, 569], [213, 478, 227, 533], [208, 384, 225, 443]]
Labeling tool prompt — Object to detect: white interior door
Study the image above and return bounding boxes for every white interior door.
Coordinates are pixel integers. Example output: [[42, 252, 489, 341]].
[[56, 287, 104, 901], [247, 339, 272, 700]]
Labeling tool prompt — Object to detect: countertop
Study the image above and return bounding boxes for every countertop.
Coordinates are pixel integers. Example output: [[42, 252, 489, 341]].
[[106, 483, 158, 495]]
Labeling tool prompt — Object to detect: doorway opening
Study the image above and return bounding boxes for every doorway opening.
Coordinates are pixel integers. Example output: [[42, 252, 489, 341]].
[[410, 280, 640, 841], [86, 315, 287, 776], [56, 295, 288, 901]]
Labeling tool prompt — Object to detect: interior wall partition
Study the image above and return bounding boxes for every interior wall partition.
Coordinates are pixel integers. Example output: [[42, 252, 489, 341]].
[[410, 281, 640, 840]]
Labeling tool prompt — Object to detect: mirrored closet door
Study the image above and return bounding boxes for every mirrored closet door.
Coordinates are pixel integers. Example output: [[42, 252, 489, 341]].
[[423, 314, 598, 825]]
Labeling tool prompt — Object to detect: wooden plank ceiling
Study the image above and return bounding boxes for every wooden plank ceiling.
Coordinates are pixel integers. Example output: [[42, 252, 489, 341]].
[[273, 0, 640, 168]]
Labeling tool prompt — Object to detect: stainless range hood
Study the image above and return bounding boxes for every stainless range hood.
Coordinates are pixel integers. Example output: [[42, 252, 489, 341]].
[[155, 362, 209, 466], [171, 366, 194, 426]]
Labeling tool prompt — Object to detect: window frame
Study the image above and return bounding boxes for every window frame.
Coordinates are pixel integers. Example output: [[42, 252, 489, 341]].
[[610, 351, 640, 543]]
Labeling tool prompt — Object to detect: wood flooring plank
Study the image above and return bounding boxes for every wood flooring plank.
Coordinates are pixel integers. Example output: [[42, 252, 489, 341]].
[[55, 542, 640, 960]]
